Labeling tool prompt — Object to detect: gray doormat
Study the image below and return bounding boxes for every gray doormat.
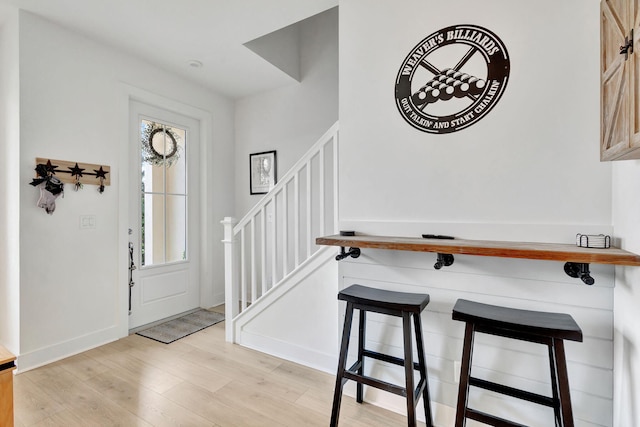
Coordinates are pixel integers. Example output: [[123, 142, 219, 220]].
[[136, 309, 225, 344]]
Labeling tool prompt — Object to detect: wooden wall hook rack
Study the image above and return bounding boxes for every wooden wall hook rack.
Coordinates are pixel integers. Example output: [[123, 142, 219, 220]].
[[35, 158, 111, 187]]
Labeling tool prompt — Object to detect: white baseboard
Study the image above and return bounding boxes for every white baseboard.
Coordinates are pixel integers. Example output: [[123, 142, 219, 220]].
[[16, 325, 122, 372], [238, 330, 336, 374], [210, 291, 225, 308]]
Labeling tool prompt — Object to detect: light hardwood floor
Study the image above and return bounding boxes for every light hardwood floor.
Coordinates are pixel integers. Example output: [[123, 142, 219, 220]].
[[13, 307, 426, 426]]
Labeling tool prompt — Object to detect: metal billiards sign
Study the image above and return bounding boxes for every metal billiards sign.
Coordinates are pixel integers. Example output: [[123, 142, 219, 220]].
[[395, 25, 510, 134]]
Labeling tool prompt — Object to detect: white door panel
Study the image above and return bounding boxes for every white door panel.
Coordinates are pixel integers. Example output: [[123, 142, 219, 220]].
[[140, 270, 188, 303]]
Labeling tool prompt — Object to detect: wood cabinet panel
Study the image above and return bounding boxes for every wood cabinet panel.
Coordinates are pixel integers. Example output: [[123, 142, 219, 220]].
[[601, 0, 640, 160], [0, 346, 16, 427], [631, 0, 640, 147]]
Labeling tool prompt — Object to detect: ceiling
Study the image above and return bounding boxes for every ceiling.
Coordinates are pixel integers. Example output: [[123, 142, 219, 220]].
[[0, 0, 338, 98]]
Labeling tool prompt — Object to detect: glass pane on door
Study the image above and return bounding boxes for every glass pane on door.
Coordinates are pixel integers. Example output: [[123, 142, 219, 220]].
[[142, 193, 165, 265], [140, 120, 188, 267], [166, 195, 187, 263], [166, 127, 187, 194]]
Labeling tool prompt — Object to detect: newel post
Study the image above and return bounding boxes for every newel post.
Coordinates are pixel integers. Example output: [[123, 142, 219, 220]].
[[221, 217, 238, 342]]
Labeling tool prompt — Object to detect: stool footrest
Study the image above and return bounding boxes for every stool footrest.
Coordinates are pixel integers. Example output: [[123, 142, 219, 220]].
[[466, 408, 528, 427], [469, 377, 555, 407], [339, 361, 363, 387], [414, 378, 427, 402], [344, 371, 407, 397], [363, 349, 421, 371], [343, 369, 427, 400]]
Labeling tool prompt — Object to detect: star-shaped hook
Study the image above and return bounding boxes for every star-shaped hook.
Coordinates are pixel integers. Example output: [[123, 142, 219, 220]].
[[94, 166, 108, 194], [94, 166, 108, 179], [70, 163, 85, 177], [44, 160, 59, 175]]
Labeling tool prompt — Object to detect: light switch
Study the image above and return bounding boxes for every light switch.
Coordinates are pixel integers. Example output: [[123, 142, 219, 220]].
[[80, 215, 96, 229]]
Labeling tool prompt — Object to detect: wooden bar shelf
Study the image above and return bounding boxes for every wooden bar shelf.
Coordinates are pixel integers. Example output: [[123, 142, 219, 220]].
[[316, 234, 640, 265], [316, 234, 640, 285]]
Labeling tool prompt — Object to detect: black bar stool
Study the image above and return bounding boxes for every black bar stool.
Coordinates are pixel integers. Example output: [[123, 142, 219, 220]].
[[452, 299, 583, 427], [330, 284, 434, 427]]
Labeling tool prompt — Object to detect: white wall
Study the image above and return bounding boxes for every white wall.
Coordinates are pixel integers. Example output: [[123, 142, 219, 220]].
[[15, 10, 234, 370], [0, 7, 20, 355], [339, 0, 609, 425], [612, 162, 640, 426], [234, 6, 338, 217], [340, 0, 607, 224]]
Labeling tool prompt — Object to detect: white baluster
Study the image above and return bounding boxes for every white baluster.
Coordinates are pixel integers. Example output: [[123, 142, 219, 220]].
[[221, 217, 237, 342], [240, 227, 247, 310], [261, 206, 267, 295], [282, 185, 288, 276], [319, 146, 325, 238], [306, 161, 312, 258], [333, 131, 339, 233], [271, 198, 277, 286], [294, 173, 300, 267], [250, 217, 256, 302]]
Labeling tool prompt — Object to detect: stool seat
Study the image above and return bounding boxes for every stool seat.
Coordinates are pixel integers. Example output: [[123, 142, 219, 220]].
[[331, 285, 433, 427], [339, 284, 430, 314], [453, 299, 583, 342], [453, 299, 583, 427]]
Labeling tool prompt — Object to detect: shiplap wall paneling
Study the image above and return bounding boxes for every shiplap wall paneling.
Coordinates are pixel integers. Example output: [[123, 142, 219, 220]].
[[337, 249, 613, 426]]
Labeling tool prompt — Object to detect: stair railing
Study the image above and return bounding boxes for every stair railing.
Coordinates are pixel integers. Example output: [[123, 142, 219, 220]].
[[222, 122, 339, 342]]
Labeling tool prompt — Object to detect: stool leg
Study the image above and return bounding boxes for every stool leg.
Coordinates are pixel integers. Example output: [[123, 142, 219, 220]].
[[455, 323, 476, 427], [413, 312, 434, 427], [356, 309, 366, 403], [330, 302, 355, 427], [547, 342, 562, 427], [402, 312, 417, 427], [551, 339, 575, 427]]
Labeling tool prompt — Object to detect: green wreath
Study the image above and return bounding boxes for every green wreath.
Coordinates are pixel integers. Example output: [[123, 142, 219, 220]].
[[141, 122, 182, 167]]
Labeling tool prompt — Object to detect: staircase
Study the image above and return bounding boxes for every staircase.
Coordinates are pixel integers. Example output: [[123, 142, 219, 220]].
[[222, 122, 339, 344]]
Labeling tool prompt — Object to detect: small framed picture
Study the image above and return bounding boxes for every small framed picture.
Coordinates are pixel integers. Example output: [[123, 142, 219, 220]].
[[249, 150, 277, 195]]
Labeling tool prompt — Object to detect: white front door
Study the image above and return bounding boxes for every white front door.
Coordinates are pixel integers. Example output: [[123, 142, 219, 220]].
[[128, 100, 200, 329]]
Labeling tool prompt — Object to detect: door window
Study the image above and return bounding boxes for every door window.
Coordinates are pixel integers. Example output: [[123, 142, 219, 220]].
[[140, 120, 187, 266]]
